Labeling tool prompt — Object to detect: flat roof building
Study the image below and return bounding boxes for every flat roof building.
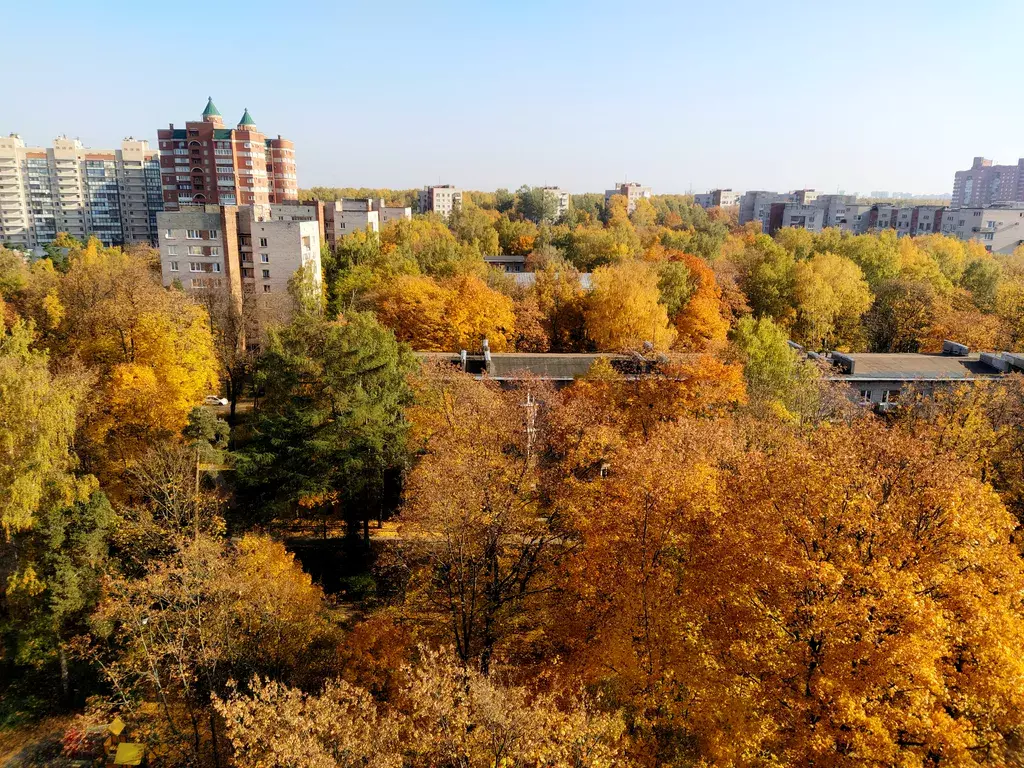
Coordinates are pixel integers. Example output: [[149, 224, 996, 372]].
[[418, 185, 462, 217], [605, 182, 652, 213], [694, 189, 741, 209], [940, 204, 1024, 254], [157, 203, 320, 328], [951, 157, 1024, 208]]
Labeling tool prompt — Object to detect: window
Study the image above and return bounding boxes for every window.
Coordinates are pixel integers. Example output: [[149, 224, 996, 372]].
[[169, 261, 179, 271], [186, 229, 200, 239], [190, 262, 203, 272], [857, 389, 871, 404], [167, 245, 177, 255], [260, 253, 269, 263], [242, 268, 254, 278], [882, 390, 901, 404], [212, 263, 221, 273], [164, 228, 175, 238], [259, 237, 268, 247], [185, 245, 201, 255], [191, 279, 202, 288], [210, 229, 218, 238], [262, 269, 270, 279], [210, 246, 220, 256], [339, 222, 346, 229], [263, 285, 271, 293]]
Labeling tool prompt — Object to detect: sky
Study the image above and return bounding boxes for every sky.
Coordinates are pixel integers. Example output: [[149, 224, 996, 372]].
[[5, 0, 1024, 195]]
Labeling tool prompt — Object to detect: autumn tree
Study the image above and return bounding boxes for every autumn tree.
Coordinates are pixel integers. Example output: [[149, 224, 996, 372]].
[[47, 240, 218, 477], [215, 647, 626, 768], [558, 417, 1024, 765], [399, 364, 561, 673], [532, 260, 590, 352], [584, 261, 677, 351], [792, 251, 872, 350], [865, 277, 937, 352], [669, 252, 729, 351], [95, 534, 338, 766]]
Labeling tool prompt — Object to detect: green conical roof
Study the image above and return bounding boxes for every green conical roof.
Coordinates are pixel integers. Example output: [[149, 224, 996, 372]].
[[238, 108, 256, 127], [202, 97, 221, 118]]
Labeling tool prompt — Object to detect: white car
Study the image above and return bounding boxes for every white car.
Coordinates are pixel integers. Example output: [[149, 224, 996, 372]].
[[204, 395, 229, 406]]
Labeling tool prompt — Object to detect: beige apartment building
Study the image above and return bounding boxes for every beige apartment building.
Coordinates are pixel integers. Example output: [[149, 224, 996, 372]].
[[0, 134, 162, 252], [605, 181, 652, 213], [269, 198, 412, 250], [539, 186, 571, 219], [418, 185, 462, 216], [940, 204, 1024, 254], [157, 204, 320, 319]]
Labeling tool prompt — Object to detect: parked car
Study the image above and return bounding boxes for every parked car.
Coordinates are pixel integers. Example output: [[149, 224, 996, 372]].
[[204, 395, 229, 406]]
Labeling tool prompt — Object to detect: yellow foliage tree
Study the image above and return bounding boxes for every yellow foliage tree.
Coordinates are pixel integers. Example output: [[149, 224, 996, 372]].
[[793, 251, 872, 350], [52, 240, 218, 474], [585, 261, 677, 351], [671, 252, 729, 351]]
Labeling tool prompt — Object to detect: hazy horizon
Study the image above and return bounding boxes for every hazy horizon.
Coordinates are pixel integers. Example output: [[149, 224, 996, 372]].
[[6, 0, 1023, 196]]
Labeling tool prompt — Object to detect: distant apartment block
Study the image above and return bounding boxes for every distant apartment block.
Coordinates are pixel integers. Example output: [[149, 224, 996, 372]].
[[418, 185, 462, 217], [940, 204, 1024, 254], [0, 134, 162, 251], [951, 157, 1024, 208], [540, 186, 570, 219], [157, 98, 297, 212], [741, 190, 820, 233], [693, 189, 741, 209], [269, 198, 411, 249], [157, 204, 320, 306], [894, 205, 944, 236], [605, 182, 652, 213]]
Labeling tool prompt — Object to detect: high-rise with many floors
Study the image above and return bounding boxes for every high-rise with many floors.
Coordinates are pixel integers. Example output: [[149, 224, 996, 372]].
[[951, 157, 1024, 208], [0, 134, 162, 251], [156, 98, 297, 212]]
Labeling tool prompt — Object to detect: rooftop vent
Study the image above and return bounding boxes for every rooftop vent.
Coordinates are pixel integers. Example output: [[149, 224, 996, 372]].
[[942, 340, 970, 356]]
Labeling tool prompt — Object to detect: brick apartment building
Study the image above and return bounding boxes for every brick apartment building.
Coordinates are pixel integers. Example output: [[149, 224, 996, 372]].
[[157, 98, 297, 212], [951, 157, 1024, 207]]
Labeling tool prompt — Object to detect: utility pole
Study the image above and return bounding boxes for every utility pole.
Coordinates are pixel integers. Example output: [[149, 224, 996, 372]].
[[521, 389, 537, 465]]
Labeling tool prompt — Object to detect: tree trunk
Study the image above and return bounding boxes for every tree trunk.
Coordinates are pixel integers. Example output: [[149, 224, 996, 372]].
[[59, 645, 70, 704], [209, 709, 222, 768]]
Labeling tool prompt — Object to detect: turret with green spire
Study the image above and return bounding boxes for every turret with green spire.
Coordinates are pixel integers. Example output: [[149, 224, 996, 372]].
[[202, 96, 223, 126], [237, 108, 257, 130]]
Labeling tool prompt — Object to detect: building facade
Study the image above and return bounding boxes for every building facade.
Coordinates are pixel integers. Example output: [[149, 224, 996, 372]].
[[0, 134, 162, 251], [418, 185, 462, 217], [940, 204, 1024, 254], [157, 98, 297, 213], [693, 189, 741, 208], [538, 186, 571, 219], [156, 204, 320, 308], [604, 182, 652, 213], [951, 157, 1024, 208]]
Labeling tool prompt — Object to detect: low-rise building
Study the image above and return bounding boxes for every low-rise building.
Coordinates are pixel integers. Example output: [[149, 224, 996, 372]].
[[826, 341, 1020, 408], [940, 204, 1024, 253], [694, 189, 741, 208], [604, 182, 652, 213], [418, 185, 462, 217], [894, 205, 944, 237]]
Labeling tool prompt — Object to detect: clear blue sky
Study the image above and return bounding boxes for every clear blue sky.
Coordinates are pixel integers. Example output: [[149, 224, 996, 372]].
[[6, 0, 1023, 194]]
